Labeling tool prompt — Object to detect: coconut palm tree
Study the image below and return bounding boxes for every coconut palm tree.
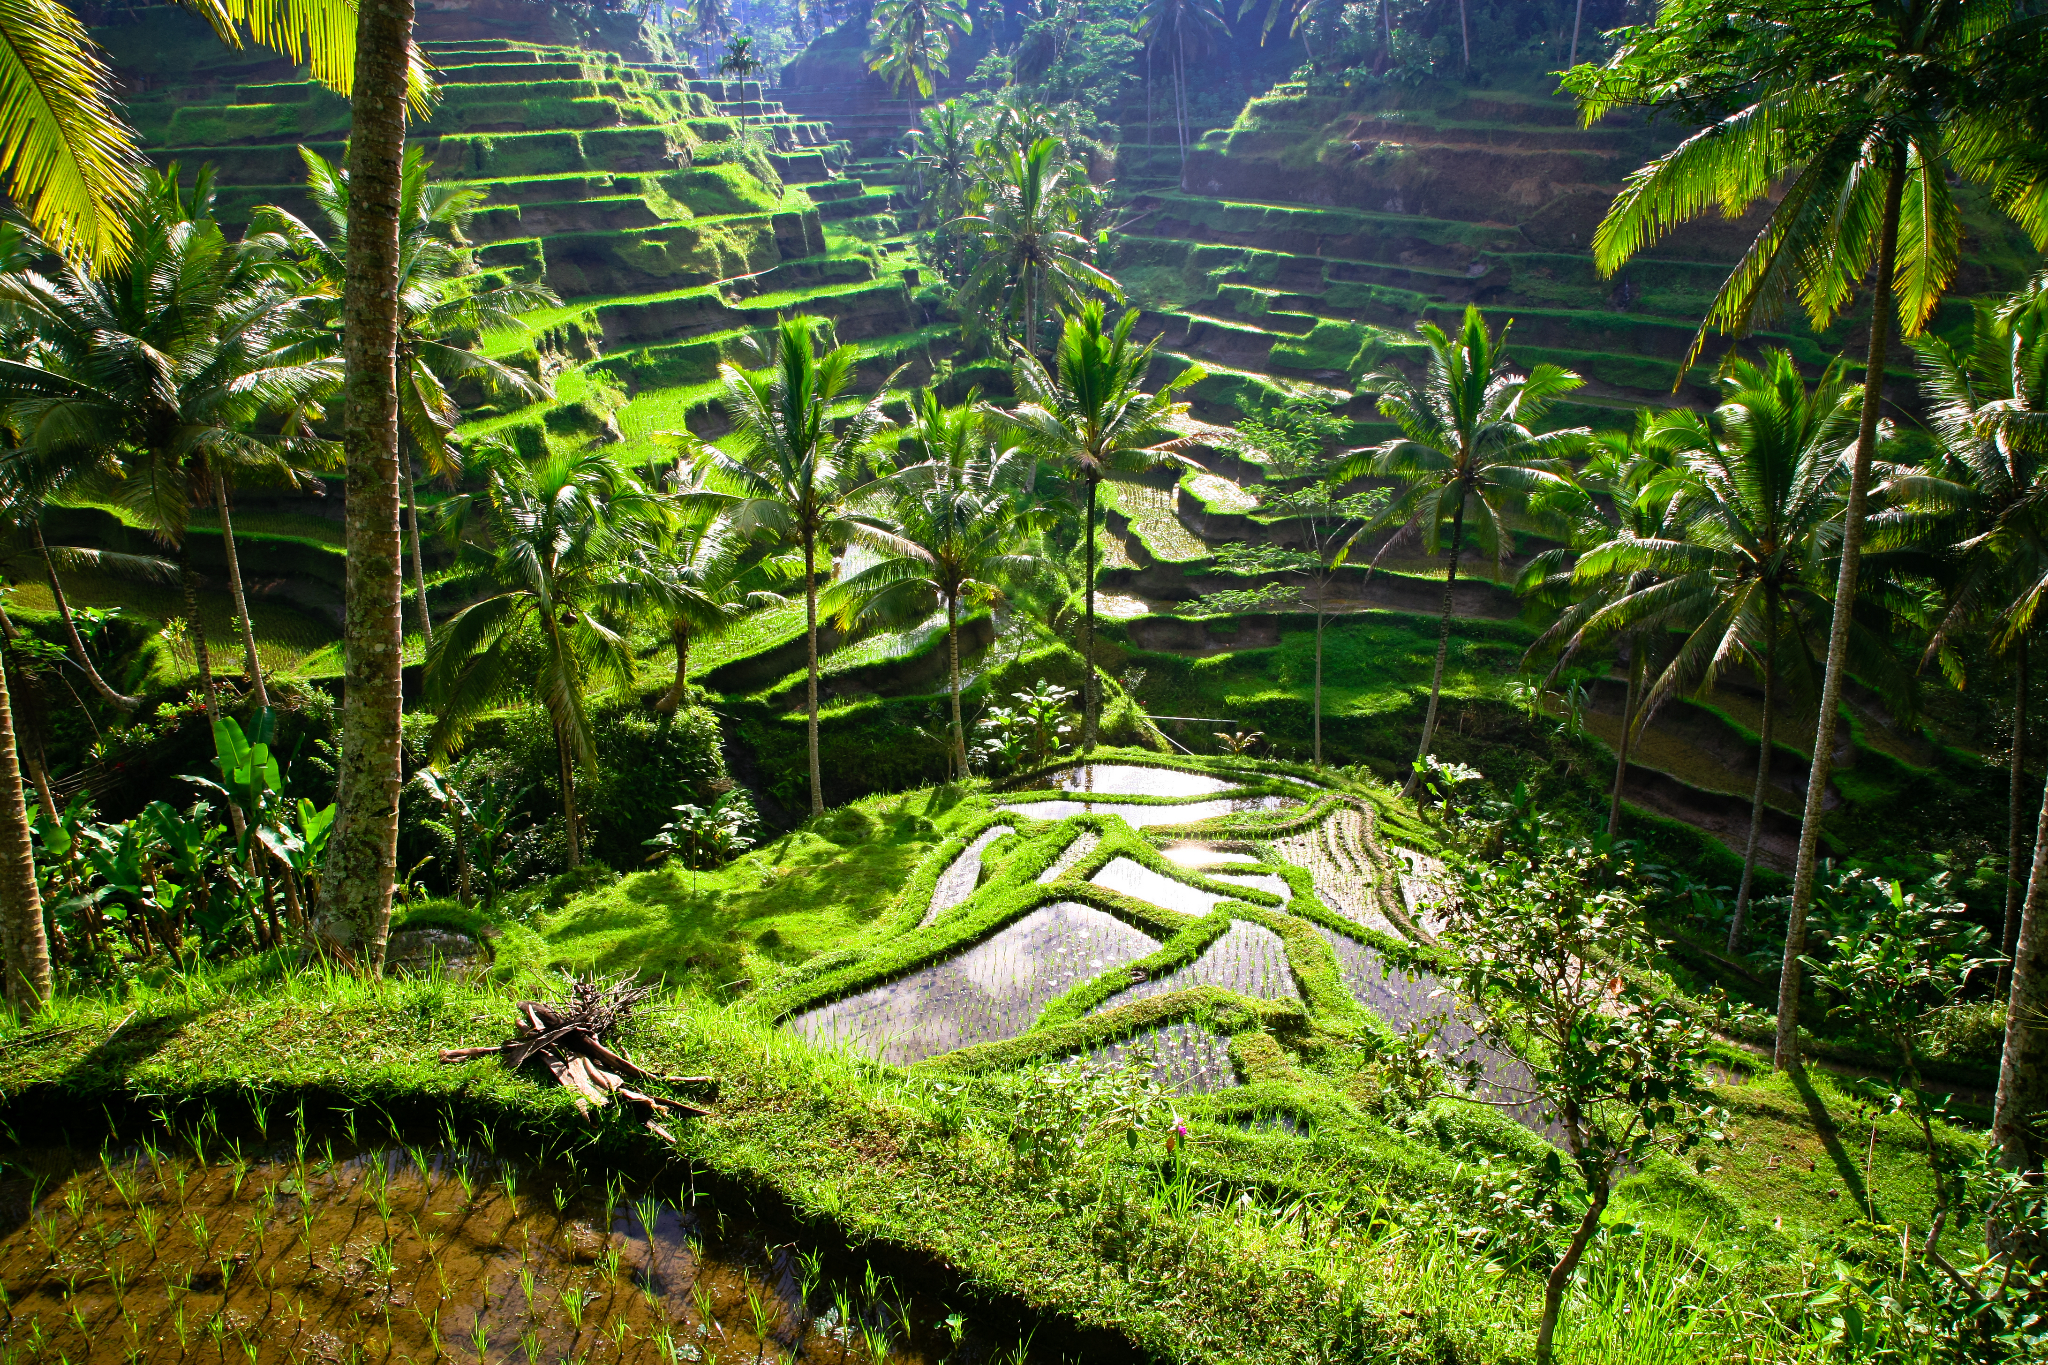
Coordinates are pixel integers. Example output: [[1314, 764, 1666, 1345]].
[[424, 444, 660, 869], [694, 315, 902, 816], [1568, 0, 2048, 1073], [1006, 303, 1214, 749], [1565, 353, 1876, 947], [1139, 0, 1228, 163], [1517, 414, 1684, 840], [866, 0, 971, 110], [831, 391, 1045, 778], [256, 146, 557, 648], [952, 137, 1120, 358], [623, 485, 800, 714], [0, 0, 432, 272], [0, 645, 48, 1008], [1889, 296, 2048, 998], [0, 167, 338, 720], [1335, 305, 1586, 799]]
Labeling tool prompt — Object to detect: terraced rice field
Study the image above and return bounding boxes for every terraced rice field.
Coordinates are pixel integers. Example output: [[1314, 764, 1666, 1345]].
[[1036, 831, 1101, 883], [998, 796, 1296, 826], [1076, 1022, 1242, 1094], [1091, 920, 1300, 1012], [1047, 764, 1235, 796], [787, 903, 1158, 1064], [919, 825, 1013, 927]]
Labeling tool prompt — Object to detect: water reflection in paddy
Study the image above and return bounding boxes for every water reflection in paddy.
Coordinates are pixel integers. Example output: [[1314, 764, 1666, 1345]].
[[1074, 1023, 1241, 1094], [919, 824, 1012, 926], [1314, 925, 1554, 1136], [789, 903, 1158, 1064], [997, 796, 1296, 827], [1046, 764, 1235, 797], [1093, 921, 1299, 1012]]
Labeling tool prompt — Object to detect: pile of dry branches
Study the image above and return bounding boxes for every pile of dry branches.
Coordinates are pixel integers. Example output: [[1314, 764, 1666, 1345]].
[[439, 976, 711, 1140]]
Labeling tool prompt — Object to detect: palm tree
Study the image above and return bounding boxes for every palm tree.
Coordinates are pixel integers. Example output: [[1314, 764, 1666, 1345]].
[[1006, 303, 1213, 750], [694, 315, 901, 816], [0, 0, 433, 272], [0, 645, 48, 1009], [257, 146, 557, 649], [831, 390, 1044, 778], [952, 137, 1121, 358], [0, 168, 338, 720], [1518, 415, 1683, 839], [1569, 0, 2048, 1072], [1335, 305, 1585, 799], [1566, 353, 1873, 946], [319, 0, 434, 973], [1891, 283, 2048, 1195], [1138, 0, 1227, 164], [625, 489, 799, 714], [719, 35, 761, 127], [424, 445, 658, 869], [866, 0, 971, 110], [1890, 297, 2048, 999]]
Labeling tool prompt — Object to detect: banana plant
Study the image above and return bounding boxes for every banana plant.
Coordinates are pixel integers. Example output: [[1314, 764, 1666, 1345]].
[[415, 769, 473, 907], [257, 799, 336, 911], [137, 800, 228, 944]]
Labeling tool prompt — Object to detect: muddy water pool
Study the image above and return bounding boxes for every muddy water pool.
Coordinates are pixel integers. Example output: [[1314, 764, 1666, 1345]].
[[0, 1124, 1053, 1365]]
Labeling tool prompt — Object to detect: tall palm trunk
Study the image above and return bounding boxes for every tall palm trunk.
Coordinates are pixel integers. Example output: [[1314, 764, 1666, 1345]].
[[1458, 0, 1469, 68], [1776, 152, 1907, 1071], [2003, 636, 2028, 997], [804, 532, 824, 816], [0, 656, 50, 1011], [1606, 642, 1643, 839], [1730, 592, 1779, 950], [1568, 0, 1584, 65], [179, 543, 219, 723], [947, 594, 965, 780], [1082, 473, 1099, 750], [657, 621, 692, 712], [2000, 767, 2048, 1231], [212, 466, 269, 709], [403, 458, 432, 646], [317, 0, 418, 974], [32, 522, 137, 711], [556, 722, 582, 868], [1402, 494, 1467, 799]]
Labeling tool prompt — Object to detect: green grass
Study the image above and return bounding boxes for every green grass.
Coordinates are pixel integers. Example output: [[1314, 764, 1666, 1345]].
[[539, 789, 962, 983], [2, 571, 338, 681]]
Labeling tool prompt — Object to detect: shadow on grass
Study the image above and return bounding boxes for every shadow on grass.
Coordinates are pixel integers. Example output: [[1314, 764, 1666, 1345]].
[[1790, 1064, 1878, 1222]]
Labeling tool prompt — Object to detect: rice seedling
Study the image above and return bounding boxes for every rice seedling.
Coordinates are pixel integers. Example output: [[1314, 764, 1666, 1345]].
[[594, 1246, 622, 1281], [608, 1318, 631, 1350], [747, 1277, 775, 1358], [519, 1265, 538, 1314], [518, 1326, 541, 1364], [633, 1193, 663, 1240], [795, 1248, 823, 1313], [693, 1282, 717, 1330], [468, 1314, 489, 1357], [134, 1205, 161, 1249], [499, 1166, 518, 1204], [61, 1182, 86, 1220], [860, 1319, 892, 1363]]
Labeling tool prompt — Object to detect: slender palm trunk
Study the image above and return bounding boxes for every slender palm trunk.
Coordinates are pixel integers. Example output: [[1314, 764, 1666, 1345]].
[[0, 657, 49, 1011], [1313, 597, 1325, 768], [1535, 1173, 1611, 1365], [212, 466, 269, 709], [24, 747, 56, 829], [657, 621, 692, 712], [403, 458, 433, 647], [2004, 637, 2029, 998], [1402, 495, 1466, 800], [1458, 0, 1470, 68], [1606, 642, 1643, 840], [454, 801, 471, 908], [557, 723, 582, 869], [947, 595, 965, 781], [1083, 474, 1099, 751], [179, 543, 219, 723], [804, 532, 824, 816], [1568, 0, 1584, 65], [33, 522, 137, 712], [1776, 153, 1907, 1071], [1999, 763, 2048, 1233], [1731, 596, 1779, 950], [317, 0, 417, 974]]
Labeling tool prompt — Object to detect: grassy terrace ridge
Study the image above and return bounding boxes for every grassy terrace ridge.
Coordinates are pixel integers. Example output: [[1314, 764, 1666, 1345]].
[[0, 758, 1984, 1364]]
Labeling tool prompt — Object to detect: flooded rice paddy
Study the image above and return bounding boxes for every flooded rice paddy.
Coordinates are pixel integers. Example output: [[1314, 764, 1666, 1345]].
[[1034, 832, 1099, 884], [1314, 925, 1552, 1135], [996, 796, 1295, 827], [1087, 858, 1240, 918], [1044, 765, 1234, 797], [1092, 921, 1299, 1013], [919, 826, 1013, 927], [0, 1123, 1044, 1365], [1075, 1024, 1241, 1094], [789, 903, 1158, 1064], [1273, 811, 1401, 937]]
